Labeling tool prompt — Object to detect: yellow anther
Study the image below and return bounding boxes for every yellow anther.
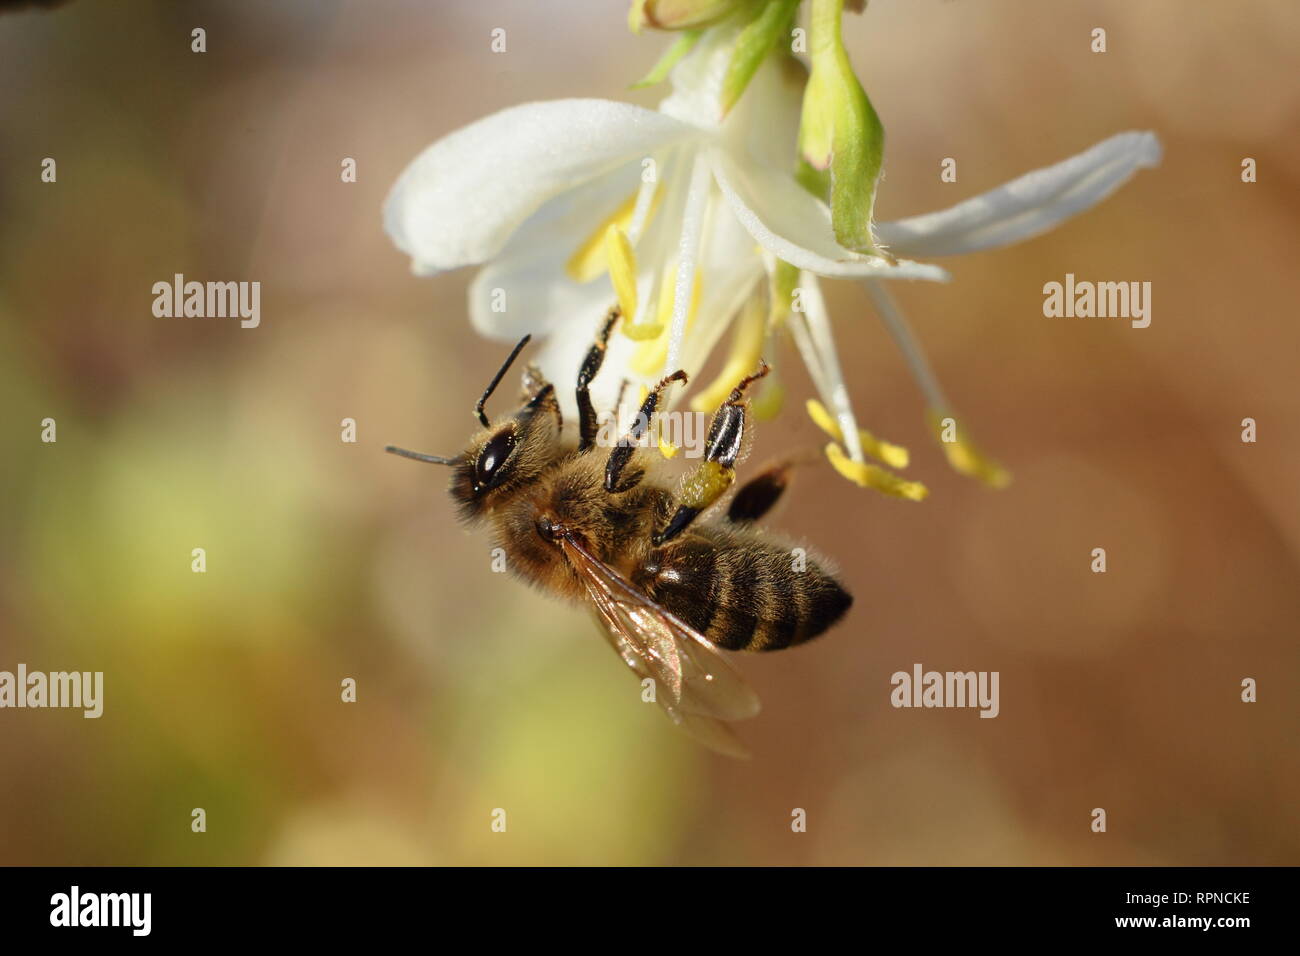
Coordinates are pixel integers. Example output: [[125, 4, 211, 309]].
[[690, 289, 765, 413], [825, 443, 928, 501], [604, 224, 639, 325], [623, 319, 665, 341], [623, 259, 674, 342], [805, 398, 840, 438], [806, 399, 910, 469], [565, 186, 659, 283], [927, 410, 1011, 489], [630, 265, 700, 375]]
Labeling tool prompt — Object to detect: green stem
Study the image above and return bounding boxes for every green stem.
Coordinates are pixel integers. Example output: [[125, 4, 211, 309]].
[[809, 0, 845, 56]]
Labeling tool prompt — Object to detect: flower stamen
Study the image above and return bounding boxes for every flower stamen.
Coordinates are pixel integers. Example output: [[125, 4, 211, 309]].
[[824, 443, 928, 501], [806, 398, 909, 469], [630, 263, 701, 372], [788, 272, 866, 464], [604, 224, 640, 324], [927, 411, 1011, 489], [690, 285, 765, 412], [664, 153, 713, 375], [865, 279, 1012, 488], [565, 183, 661, 284]]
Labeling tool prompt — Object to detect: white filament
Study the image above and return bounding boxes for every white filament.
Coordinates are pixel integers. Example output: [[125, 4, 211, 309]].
[[797, 272, 866, 464], [664, 152, 712, 376], [864, 279, 949, 411]]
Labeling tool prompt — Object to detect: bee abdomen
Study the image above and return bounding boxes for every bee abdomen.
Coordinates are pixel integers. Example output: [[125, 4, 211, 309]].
[[634, 537, 852, 653]]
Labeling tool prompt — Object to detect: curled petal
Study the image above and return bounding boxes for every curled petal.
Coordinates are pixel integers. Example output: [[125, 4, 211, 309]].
[[384, 99, 700, 275], [876, 131, 1162, 258], [708, 147, 949, 281]]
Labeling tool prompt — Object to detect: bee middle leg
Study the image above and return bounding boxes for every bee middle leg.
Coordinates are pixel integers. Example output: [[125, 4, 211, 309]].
[[604, 369, 689, 494], [653, 362, 770, 546]]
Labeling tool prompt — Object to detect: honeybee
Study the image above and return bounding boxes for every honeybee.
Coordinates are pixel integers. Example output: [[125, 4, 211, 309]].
[[387, 308, 852, 756]]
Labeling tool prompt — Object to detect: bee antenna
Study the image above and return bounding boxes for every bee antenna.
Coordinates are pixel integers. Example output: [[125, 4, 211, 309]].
[[475, 334, 532, 427], [385, 446, 457, 465]]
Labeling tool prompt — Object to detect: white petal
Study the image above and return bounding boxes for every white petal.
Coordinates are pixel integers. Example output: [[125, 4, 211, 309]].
[[676, 206, 766, 388], [466, 161, 642, 339], [658, 19, 743, 129], [530, 313, 643, 423], [721, 55, 805, 172], [384, 99, 701, 275], [468, 150, 694, 341], [469, 255, 616, 344], [708, 147, 950, 282], [876, 131, 1162, 257]]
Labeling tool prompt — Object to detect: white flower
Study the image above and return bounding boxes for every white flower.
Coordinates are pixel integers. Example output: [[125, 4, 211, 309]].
[[384, 26, 1160, 493], [386, 27, 935, 404]]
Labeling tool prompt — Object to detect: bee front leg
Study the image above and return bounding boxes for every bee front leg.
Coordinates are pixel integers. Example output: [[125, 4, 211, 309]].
[[577, 306, 621, 452], [604, 370, 688, 494], [653, 362, 770, 546], [518, 364, 561, 430]]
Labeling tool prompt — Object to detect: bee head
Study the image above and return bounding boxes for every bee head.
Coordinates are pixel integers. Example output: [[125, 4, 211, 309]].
[[448, 382, 560, 520], [385, 336, 561, 523]]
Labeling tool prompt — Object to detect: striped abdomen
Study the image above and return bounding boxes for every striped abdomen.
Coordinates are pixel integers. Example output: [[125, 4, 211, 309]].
[[632, 530, 852, 652]]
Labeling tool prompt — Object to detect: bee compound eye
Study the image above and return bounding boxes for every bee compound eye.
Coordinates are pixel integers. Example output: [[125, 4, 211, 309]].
[[474, 429, 517, 490]]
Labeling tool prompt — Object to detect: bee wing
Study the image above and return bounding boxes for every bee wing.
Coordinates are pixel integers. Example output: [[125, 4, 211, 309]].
[[559, 534, 762, 728], [585, 606, 754, 759]]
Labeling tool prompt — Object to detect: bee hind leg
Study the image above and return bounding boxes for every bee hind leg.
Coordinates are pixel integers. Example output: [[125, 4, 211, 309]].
[[726, 460, 792, 524], [653, 362, 771, 546]]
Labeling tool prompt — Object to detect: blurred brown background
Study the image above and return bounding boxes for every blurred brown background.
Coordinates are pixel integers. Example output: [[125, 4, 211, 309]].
[[0, 0, 1296, 865]]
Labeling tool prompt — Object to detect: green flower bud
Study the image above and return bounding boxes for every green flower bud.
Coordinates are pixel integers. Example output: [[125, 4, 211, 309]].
[[629, 0, 750, 33], [797, 0, 884, 256], [720, 0, 799, 115]]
